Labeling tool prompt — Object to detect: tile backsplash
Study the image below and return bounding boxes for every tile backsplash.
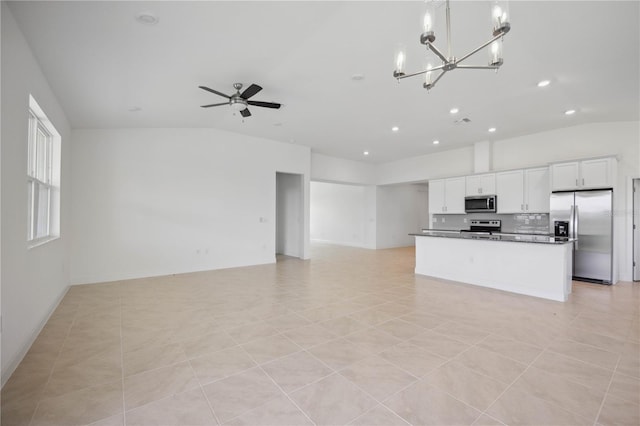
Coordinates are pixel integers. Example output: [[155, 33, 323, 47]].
[[430, 213, 550, 234]]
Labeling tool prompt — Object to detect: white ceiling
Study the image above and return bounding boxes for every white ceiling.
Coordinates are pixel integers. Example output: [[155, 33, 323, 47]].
[[7, 1, 640, 163]]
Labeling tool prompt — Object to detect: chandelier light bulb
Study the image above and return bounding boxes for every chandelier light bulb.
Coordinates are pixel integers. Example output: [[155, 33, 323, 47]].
[[489, 39, 503, 66], [424, 62, 434, 89], [394, 44, 407, 77], [423, 12, 433, 33], [491, 0, 511, 35], [421, 1, 437, 44]]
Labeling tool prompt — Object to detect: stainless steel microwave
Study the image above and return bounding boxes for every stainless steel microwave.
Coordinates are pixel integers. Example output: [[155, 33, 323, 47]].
[[465, 195, 497, 213]]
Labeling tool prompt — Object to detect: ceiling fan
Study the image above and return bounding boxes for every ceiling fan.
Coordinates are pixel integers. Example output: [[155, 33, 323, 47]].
[[199, 83, 281, 117]]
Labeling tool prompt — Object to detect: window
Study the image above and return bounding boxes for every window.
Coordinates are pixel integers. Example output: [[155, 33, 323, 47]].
[[27, 95, 61, 246]]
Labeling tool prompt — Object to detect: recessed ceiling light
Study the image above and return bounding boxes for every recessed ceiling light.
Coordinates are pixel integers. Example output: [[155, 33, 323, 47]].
[[488, 127, 496, 132], [351, 74, 365, 81], [363, 151, 370, 156], [273, 122, 283, 127], [128, 106, 142, 112], [433, 140, 440, 145], [450, 108, 459, 114], [391, 126, 399, 132], [565, 109, 576, 115], [135, 12, 159, 25], [537, 80, 551, 87]]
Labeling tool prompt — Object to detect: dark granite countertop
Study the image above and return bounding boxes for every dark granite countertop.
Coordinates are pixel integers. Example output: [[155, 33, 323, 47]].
[[411, 230, 575, 245]]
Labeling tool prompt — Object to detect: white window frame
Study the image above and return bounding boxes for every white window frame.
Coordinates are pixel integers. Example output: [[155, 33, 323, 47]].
[[27, 95, 61, 248]]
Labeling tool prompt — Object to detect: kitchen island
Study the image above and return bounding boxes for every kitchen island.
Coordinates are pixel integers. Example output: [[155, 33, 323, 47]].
[[412, 231, 574, 302]]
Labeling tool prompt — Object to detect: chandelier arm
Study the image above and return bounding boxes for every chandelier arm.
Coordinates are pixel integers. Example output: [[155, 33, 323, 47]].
[[429, 70, 448, 88], [426, 43, 449, 64], [456, 65, 501, 70], [396, 64, 446, 80], [456, 33, 504, 65], [445, 0, 452, 58]]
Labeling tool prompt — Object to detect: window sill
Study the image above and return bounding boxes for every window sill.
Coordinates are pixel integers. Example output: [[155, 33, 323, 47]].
[[28, 235, 60, 250]]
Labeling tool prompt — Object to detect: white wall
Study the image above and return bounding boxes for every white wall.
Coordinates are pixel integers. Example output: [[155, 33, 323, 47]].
[[276, 172, 303, 257], [311, 153, 376, 185], [310, 181, 426, 250], [1, 4, 72, 384], [376, 184, 423, 249], [310, 181, 376, 249], [377, 146, 474, 185], [70, 128, 310, 285]]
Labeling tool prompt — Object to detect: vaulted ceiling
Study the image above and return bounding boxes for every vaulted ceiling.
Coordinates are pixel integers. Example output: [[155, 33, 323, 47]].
[[7, 1, 640, 163]]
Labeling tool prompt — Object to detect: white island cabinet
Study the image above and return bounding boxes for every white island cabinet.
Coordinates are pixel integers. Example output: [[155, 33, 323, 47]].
[[414, 234, 573, 302]]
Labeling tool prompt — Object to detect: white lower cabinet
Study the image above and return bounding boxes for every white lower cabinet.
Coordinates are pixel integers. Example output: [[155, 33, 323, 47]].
[[496, 167, 549, 213]]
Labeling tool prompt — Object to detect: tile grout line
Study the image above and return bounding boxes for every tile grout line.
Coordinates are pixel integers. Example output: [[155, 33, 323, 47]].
[[479, 346, 593, 424], [592, 354, 624, 425], [120, 292, 127, 426], [230, 333, 318, 425], [27, 300, 81, 426], [185, 359, 222, 425]]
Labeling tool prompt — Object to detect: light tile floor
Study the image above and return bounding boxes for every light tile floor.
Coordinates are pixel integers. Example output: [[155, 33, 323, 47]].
[[2, 244, 639, 425]]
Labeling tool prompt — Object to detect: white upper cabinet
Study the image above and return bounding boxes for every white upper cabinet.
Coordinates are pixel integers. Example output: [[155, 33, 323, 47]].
[[429, 177, 466, 214], [524, 167, 550, 213], [465, 173, 496, 196], [496, 170, 524, 213], [551, 157, 615, 191], [581, 158, 612, 189], [445, 177, 466, 213], [496, 167, 550, 213], [428, 179, 446, 214], [550, 162, 580, 190]]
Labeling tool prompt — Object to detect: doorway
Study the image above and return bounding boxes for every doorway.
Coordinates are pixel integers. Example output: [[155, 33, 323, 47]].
[[634, 178, 640, 281], [276, 172, 304, 259]]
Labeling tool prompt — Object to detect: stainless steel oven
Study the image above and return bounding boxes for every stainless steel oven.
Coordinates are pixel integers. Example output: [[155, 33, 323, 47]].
[[464, 195, 497, 213]]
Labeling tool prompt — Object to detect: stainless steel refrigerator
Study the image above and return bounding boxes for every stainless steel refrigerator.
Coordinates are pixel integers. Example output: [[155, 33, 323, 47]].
[[550, 189, 613, 284]]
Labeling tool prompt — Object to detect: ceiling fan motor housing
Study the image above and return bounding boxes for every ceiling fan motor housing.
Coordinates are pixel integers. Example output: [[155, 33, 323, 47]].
[[230, 97, 248, 111]]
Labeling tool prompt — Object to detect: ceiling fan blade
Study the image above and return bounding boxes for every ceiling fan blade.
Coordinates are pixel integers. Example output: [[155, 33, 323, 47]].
[[240, 108, 252, 118], [200, 102, 229, 108], [247, 100, 281, 109], [240, 84, 262, 99], [199, 86, 230, 99]]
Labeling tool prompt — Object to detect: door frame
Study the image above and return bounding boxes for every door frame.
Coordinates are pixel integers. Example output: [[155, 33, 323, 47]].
[[634, 178, 639, 281], [275, 172, 305, 259]]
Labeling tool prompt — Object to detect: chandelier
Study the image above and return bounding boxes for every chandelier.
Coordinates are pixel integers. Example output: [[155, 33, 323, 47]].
[[393, 0, 511, 90]]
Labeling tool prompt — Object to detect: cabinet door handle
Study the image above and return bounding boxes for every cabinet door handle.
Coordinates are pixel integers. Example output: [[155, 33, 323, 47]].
[[526, 203, 529, 211], [582, 178, 585, 186], [521, 204, 524, 211], [576, 179, 578, 186]]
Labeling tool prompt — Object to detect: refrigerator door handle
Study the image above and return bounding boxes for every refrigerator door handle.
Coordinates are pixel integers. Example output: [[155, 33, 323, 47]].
[[569, 205, 575, 244], [574, 205, 580, 250]]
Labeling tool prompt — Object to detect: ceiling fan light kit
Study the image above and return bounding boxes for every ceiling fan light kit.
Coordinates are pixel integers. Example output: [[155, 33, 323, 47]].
[[393, 0, 511, 90], [199, 82, 281, 118]]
